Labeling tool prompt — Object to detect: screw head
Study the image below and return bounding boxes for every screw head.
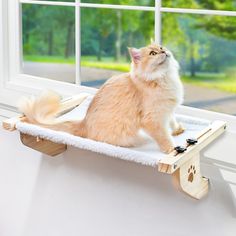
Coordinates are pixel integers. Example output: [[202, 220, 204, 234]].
[[186, 138, 198, 145], [174, 146, 187, 153]]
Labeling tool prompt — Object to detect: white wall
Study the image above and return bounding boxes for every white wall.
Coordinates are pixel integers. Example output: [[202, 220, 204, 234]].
[[0, 126, 236, 236]]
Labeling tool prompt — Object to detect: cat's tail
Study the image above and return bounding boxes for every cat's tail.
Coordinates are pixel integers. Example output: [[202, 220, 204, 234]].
[[18, 91, 87, 137]]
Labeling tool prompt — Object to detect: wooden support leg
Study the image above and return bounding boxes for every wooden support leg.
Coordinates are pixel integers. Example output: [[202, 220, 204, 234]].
[[20, 133, 67, 156], [172, 153, 209, 200]]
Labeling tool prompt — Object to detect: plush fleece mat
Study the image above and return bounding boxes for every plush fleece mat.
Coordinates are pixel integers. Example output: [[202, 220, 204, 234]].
[[16, 96, 211, 167]]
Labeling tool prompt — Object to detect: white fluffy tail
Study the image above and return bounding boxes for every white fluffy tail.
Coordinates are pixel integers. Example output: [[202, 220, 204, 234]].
[[18, 91, 87, 136], [18, 91, 62, 125]]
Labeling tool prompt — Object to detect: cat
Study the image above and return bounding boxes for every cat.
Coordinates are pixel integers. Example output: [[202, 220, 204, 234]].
[[18, 43, 184, 153]]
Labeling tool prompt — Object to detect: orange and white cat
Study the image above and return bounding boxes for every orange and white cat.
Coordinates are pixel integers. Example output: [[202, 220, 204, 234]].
[[19, 44, 184, 153]]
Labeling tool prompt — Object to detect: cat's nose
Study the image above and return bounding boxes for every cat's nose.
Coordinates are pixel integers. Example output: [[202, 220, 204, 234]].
[[161, 50, 166, 54]]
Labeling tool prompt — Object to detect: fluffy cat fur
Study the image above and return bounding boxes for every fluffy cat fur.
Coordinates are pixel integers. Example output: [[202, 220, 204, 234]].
[[18, 44, 184, 153]]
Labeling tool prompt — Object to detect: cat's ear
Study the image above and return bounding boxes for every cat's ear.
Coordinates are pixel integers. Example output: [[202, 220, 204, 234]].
[[128, 47, 141, 64]]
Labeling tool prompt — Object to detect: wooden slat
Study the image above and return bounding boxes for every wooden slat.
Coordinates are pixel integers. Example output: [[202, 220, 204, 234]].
[[58, 93, 90, 115], [2, 115, 26, 131], [158, 120, 226, 174]]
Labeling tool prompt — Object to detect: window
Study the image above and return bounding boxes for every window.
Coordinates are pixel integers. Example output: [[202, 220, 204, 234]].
[[20, 0, 155, 86], [22, 4, 76, 83], [0, 0, 236, 116]]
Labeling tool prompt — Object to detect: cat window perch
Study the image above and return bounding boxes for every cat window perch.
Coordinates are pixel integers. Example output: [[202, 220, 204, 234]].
[[2, 93, 226, 200]]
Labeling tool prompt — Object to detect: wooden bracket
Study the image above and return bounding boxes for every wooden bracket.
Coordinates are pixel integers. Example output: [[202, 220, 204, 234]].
[[158, 120, 226, 199], [20, 133, 67, 156], [172, 153, 209, 199]]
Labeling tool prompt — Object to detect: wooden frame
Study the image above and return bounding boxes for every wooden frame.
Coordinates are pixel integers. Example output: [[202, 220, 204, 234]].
[[158, 120, 226, 199], [2, 94, 226, 199]]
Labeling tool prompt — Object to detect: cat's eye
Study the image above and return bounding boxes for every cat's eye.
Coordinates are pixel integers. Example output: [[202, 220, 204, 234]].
[[149, 51, 157, 56]]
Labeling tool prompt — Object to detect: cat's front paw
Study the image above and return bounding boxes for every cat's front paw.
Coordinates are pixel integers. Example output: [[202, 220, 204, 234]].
[[172, 123, 185, 136]]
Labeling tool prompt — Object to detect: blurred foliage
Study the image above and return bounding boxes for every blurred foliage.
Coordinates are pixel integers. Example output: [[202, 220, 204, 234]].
[[81, 0, 154, 6], [22, 4, 75, 58], [80, 7, 154, 61], [22, 0, 236, 79]]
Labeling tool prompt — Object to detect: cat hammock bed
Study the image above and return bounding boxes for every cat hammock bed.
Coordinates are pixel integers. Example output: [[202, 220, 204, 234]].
[[2, 93, 226, 200]]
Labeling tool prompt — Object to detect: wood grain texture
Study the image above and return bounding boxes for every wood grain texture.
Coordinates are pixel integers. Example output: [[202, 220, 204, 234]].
[[2, 116, 25, 131], [20, 133, 67, 156], [172, 153, 209, 200]]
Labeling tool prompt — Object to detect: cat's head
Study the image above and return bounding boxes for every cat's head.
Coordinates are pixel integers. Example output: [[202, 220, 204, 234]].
[[128, 44, 179, 81]]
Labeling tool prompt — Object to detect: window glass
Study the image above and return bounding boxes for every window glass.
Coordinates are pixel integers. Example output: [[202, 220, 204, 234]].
[[81, 8, 154, 87], [162, 13, 236, 115], [21, 4, 76, 83], [81, 0, 154, 6], [162, 0, 236, 11]]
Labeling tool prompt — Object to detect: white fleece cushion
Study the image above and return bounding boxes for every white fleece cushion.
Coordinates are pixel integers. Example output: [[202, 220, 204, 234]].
[[16, 95, 210, 167]]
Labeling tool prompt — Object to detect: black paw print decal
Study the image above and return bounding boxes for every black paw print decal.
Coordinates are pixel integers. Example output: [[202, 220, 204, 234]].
[[188, 165, 196, 182]]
